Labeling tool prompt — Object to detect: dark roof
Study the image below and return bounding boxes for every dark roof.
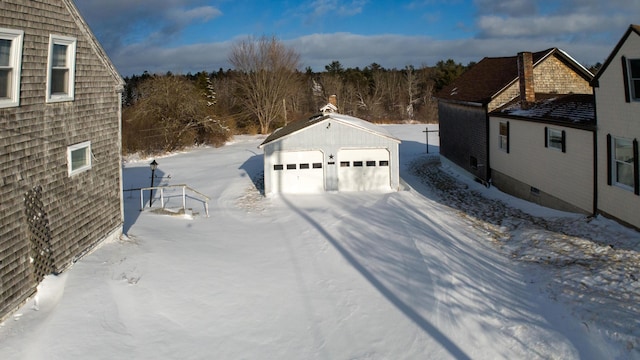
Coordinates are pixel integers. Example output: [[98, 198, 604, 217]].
[[492, 93, 595, 128], [592, 24, 640, 86], [435, 48, 593, 104], [258, 113, 400, 148]]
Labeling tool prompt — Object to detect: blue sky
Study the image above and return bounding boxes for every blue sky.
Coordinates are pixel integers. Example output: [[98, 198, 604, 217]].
[[75, 0, 640, 77]]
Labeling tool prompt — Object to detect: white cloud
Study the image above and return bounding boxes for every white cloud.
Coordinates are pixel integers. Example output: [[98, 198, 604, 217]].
[[111, 31, 614, 76], [476, 13, 625, 38], [309, 0, 368, 17]]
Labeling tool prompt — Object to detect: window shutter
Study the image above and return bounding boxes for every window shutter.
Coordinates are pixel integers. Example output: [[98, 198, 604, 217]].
[[634, 139, 639, 195], [506, 121, 510, 154], [544, 127, 548, 148], [561, 130, 566, 153], [622, 56, 631, 103], [606, 134, 612, 186]]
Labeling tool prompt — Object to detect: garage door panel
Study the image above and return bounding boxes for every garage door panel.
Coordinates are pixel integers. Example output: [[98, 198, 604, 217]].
[[338, 149, 390, 191], [272, 151, 324, 193]]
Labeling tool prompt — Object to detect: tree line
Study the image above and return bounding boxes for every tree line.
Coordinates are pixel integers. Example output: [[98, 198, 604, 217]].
[[121, 36, 471, 155]]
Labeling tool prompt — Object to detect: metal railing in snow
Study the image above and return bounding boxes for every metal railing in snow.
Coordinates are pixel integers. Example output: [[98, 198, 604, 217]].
[[140, 184, 210, 217]]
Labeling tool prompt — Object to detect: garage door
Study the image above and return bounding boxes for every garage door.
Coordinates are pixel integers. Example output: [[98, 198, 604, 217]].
[[337, 148, 391, 191], [271, 151, 324, 193]]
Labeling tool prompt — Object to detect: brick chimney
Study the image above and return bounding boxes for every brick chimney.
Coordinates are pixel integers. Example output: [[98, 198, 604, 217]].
[[517, 52, 535, 108]]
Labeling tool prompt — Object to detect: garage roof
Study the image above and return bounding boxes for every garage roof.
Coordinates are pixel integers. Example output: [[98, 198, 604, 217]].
[[258, 113, 400, 148]]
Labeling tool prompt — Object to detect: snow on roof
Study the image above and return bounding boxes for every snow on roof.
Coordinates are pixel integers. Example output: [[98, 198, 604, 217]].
[[258, 112, 400, 148], [493, 93, 595, 126]]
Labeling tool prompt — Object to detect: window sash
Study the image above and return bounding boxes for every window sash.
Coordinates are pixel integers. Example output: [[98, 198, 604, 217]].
[[47, 35, 76, 102], [628, 59, 640, 100], [613, 137, 634, 188], [0, 68, 11, 98], [0, 29, 23, 107], [67, 141, 91, 176], [547, 128, 563, 150], [0, 39, 11, 66]]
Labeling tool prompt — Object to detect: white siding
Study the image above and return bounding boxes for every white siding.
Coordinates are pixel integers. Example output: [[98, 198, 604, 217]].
[[595, 32, 640, 228], [490, 117, 594, 212], [262, 118, 400, 195]]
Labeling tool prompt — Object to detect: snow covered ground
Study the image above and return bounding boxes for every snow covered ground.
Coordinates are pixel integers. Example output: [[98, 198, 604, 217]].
[[1, 124, 638, 359]]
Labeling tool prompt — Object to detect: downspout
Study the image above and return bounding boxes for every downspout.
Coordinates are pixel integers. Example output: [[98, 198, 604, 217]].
[[485, 103, 491, 186], [591, 86, 598, 217], [117, 87, 125, 226]]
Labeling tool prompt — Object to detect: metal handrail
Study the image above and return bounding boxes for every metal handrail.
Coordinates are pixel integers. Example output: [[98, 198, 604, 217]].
[[140, 184, 210, 217]]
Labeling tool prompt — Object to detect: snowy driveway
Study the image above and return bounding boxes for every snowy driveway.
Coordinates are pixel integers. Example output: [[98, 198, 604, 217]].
[[0, 125, 637, 359]]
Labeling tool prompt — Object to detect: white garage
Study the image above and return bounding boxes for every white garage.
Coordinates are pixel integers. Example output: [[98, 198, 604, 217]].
[[270, 150, 324, 194], [337, 148, 391, 191], [259, 113, 401, 195]]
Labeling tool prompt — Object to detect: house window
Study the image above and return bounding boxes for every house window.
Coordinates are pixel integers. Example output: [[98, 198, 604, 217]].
[[300, 163, 309, 169], [628, 59, 640, 101], [312, 163, 322, 169], [612, 137, 634, 190], [67, 141, 91, 176], [499, 122, 509, 152], [379, 160, 389, 166], [546, 127, 566, 152], [469, 156, 478, 169], [366, 161, 376, 166], [0, 28, 23, 108], [286, 164, 296, 170], [273, 164, 284, 171], [47, 35, 76, 102], [340, 161, 350, 167], [353, 161, 363, 167]]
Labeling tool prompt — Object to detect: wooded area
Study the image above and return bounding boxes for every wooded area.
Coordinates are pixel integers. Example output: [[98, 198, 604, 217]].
[[121, 36, 479, 154]]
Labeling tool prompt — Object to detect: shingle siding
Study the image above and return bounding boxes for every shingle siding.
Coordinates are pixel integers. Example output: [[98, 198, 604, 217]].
[[0, 0, 123, 320]]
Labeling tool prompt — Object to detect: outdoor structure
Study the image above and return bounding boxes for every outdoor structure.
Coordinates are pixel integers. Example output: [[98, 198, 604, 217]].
[[0, 0, 125, 320], [435, 48, 593, 185], [259, 113, 401, 195], [592, 24, 640, 229], [489, 94, 596, 214]]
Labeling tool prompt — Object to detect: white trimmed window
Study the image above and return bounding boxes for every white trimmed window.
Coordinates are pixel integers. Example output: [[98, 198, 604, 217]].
[[628, 59, 640, 101], [612, 137, 634, 190], [47, 35, 76, 102], [67, 141, 91, 176], [545, 128, 565, 152], [0, 28, 24, 108]]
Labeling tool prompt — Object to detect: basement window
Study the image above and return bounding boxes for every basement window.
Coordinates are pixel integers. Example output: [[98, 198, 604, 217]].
[[366, 161, 376, 166], [286, 164, 296, 170], [67, 141, 91, 176], [379, 160, 389, 166], [312, 163, 322, 169], [273, 164, 284, 170], [340, 161, 350, 167], [469, 156, 478, 170], [353, 161, 363, 167], [300, 163, 309, 169]]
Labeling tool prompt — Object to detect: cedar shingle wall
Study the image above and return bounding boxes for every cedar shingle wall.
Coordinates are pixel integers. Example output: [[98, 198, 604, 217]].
[[489, 55, 592, 112], [0, 0, 122, 319]]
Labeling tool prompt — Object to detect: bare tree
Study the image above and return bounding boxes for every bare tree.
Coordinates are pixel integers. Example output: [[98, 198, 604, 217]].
[[229, 36, 301, 134]]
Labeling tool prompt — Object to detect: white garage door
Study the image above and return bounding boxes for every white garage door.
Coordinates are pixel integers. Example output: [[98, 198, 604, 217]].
[[271, 151, 324, 193], [337, 148, 391, 191]]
